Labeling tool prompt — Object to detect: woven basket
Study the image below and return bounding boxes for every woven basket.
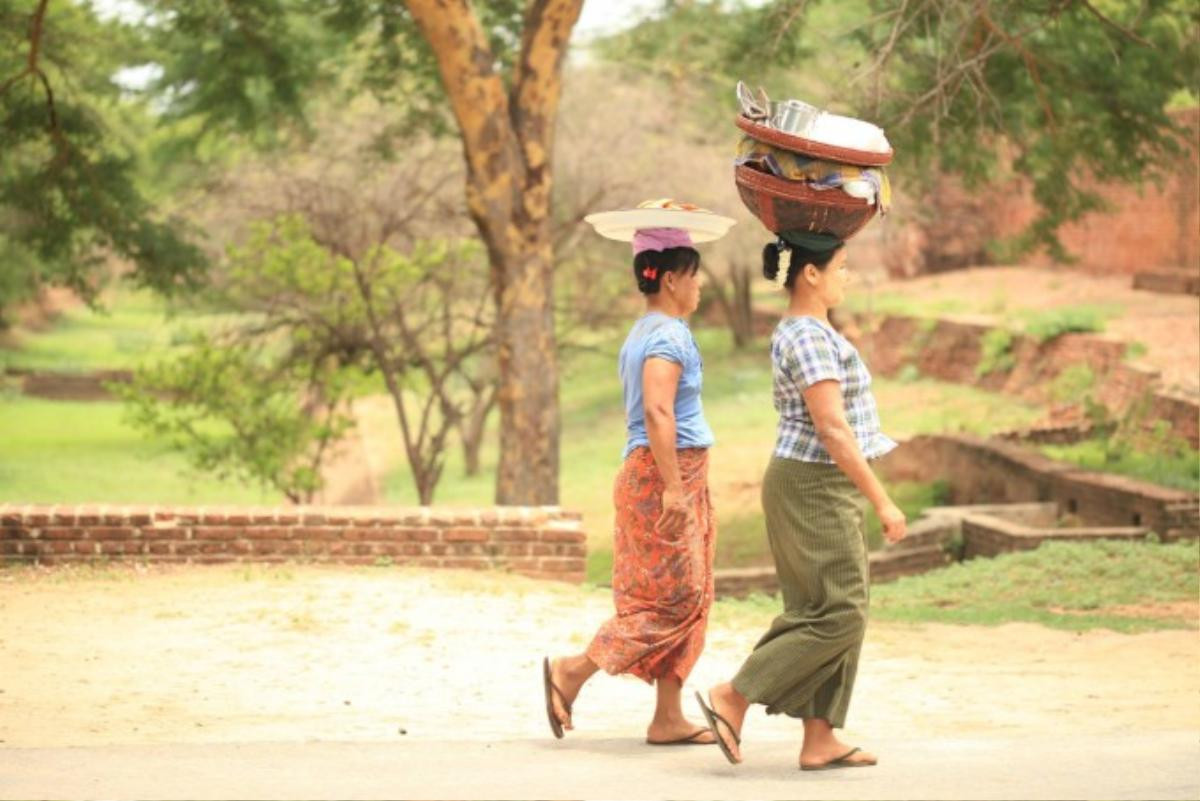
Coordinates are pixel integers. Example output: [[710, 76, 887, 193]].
[[735, 116, 893, 166], [734, 165, 878, 240]]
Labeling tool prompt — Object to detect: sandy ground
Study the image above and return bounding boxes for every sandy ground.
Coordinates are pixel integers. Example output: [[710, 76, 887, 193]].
[[858, 266, 1200, 393], [1, 564, 1197, 750]]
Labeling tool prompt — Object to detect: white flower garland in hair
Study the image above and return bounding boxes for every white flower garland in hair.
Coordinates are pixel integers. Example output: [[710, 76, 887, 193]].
[[774, 245, 792, 291]]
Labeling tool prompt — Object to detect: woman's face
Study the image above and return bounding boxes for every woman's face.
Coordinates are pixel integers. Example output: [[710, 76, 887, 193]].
[[805, 248, 850, 308], [664, 266, 703, 314]]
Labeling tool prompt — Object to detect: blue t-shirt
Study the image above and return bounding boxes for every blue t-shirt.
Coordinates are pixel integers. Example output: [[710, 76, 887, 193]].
[[619, 312, 715, 458]]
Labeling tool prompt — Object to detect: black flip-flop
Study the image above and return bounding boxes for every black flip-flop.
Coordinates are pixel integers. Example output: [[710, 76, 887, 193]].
[[800, 746, 877, 771], [694, 691, 741, 765], [542, 656, 572, 739], [645, 728, 715, 746]]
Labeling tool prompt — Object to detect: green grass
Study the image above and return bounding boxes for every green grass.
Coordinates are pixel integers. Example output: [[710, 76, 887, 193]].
[[842, 294, 969, 319], [0, 395, 279, 505], [843, 290, 1124, 344], [1018, 304, 1120, 342], [0, 289, 237, 373], [714, 540, 1200, 634], [1040, 437, 1200, 492], [1047, 364, 1096, 403], [872, 540, 1199, 632], [976, 328, 1016, 377]]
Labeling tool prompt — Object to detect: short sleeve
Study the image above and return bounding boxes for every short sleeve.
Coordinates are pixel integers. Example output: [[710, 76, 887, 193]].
[[643, 321, 691, 366], [784, 324, 842, 389]]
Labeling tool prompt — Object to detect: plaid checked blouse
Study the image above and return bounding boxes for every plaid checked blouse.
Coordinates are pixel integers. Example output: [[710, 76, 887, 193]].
[[771, 315, 896, 463]]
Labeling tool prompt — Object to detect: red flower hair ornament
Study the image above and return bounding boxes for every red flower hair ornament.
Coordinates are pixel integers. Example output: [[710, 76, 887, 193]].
[[642, 267, 658, 280]]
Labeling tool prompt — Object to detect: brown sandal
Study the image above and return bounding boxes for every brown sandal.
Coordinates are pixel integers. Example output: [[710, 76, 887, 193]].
[[694, 691, 741, 765], [542, 657, 572, 739], [646, 728, 715, 746], [800, 747, 877, 771]]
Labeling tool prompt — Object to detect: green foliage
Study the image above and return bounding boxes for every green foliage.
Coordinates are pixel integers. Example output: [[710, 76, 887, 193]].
[[1124, 341, 1149, 361], [976, 328, 1016, 376], [842, 293, 967, 319], [1021, 305, 1114, 341], [596, 1, 814, 108], [1048, 364, 1097, 402], [1040, 389, 1197, 492], [1042, 427, 1199, 492], [114, 334, 354, 503], [858, 0, 1200, 260], [0, 0, 206, 324], [142, 1, 333, 140], [117, 209, 494, 505], [142, 0, 530, 143]]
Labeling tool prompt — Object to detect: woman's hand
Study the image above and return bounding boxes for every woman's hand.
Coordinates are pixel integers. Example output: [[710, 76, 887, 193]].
[[877, 500, 907, 544], [657, 484, 691, 535]]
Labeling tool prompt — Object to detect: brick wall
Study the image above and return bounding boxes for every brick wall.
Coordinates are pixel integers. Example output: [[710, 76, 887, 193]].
[[993, 108, 1200, 276], [3, 368, 131, 401], [0, 505, 588, 582], [1133, 270, 1200, 296], [879, 434, 1200, 537], [855, 108, 1200, 278], [960, 513, 1150, 560]]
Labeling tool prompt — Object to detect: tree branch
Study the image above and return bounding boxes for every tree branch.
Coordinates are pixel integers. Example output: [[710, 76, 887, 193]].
[[403, 0, 522, 230], [508, 0, 583, 216], [1079, 0, 1151, 46]]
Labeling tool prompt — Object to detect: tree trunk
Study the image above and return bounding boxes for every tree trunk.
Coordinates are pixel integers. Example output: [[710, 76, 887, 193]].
[[405, 0, 582, 505], [490, 233, 560, 503], [459, 383, 497, 477]]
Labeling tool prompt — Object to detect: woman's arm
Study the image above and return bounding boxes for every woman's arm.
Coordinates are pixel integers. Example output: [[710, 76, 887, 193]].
[[803, 380, 907, 543], [643, 357, 690, 533]]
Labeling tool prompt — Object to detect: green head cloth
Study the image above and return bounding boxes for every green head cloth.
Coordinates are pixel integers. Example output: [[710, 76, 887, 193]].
[[778, 231, 843, 252]]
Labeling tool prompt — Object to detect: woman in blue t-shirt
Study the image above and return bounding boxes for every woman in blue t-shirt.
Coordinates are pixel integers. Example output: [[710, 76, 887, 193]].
[[542, 212, 728, 747]]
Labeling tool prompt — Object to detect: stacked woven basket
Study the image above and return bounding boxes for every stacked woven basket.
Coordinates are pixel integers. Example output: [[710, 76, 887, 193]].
[[733, 87, 893, 242]]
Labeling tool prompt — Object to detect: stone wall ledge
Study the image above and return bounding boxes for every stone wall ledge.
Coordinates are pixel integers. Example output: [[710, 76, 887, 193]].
[[879, 434, 1199, 536], [0, 504, 587, 583]]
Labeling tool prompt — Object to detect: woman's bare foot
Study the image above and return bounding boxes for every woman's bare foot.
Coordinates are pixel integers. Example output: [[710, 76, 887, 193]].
[[548, 655, 596, 731], [799, 718, 877, 769], [646, 718, 716, 744], [646, 675, 715, 744], [704, 682, 750, 762]]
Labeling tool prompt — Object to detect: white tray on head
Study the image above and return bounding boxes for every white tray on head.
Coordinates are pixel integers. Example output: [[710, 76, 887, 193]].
[[584, 207, 737, 243]]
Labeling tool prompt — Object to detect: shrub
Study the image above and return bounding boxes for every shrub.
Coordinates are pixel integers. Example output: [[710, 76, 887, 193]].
[[1022, 306, 1116, 342], [976, 328, 1016, 376]]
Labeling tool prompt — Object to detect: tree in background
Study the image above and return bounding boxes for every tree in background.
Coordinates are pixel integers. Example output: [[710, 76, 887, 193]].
[[116, 331, 354, 504], [140, 0, 584, 505], [0, 0, 205, 327], [121, 118, 497, 504], [600, 0, 1200, 260]]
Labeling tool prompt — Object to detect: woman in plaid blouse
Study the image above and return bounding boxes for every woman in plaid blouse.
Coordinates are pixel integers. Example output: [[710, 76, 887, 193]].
[[697, 231, 908, 771]]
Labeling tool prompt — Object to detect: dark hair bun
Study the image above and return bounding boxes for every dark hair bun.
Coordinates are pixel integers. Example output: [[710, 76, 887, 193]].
[[633, 247, 700, 295], [635, 263, 662, 294], [762, 242, 781, 281]]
